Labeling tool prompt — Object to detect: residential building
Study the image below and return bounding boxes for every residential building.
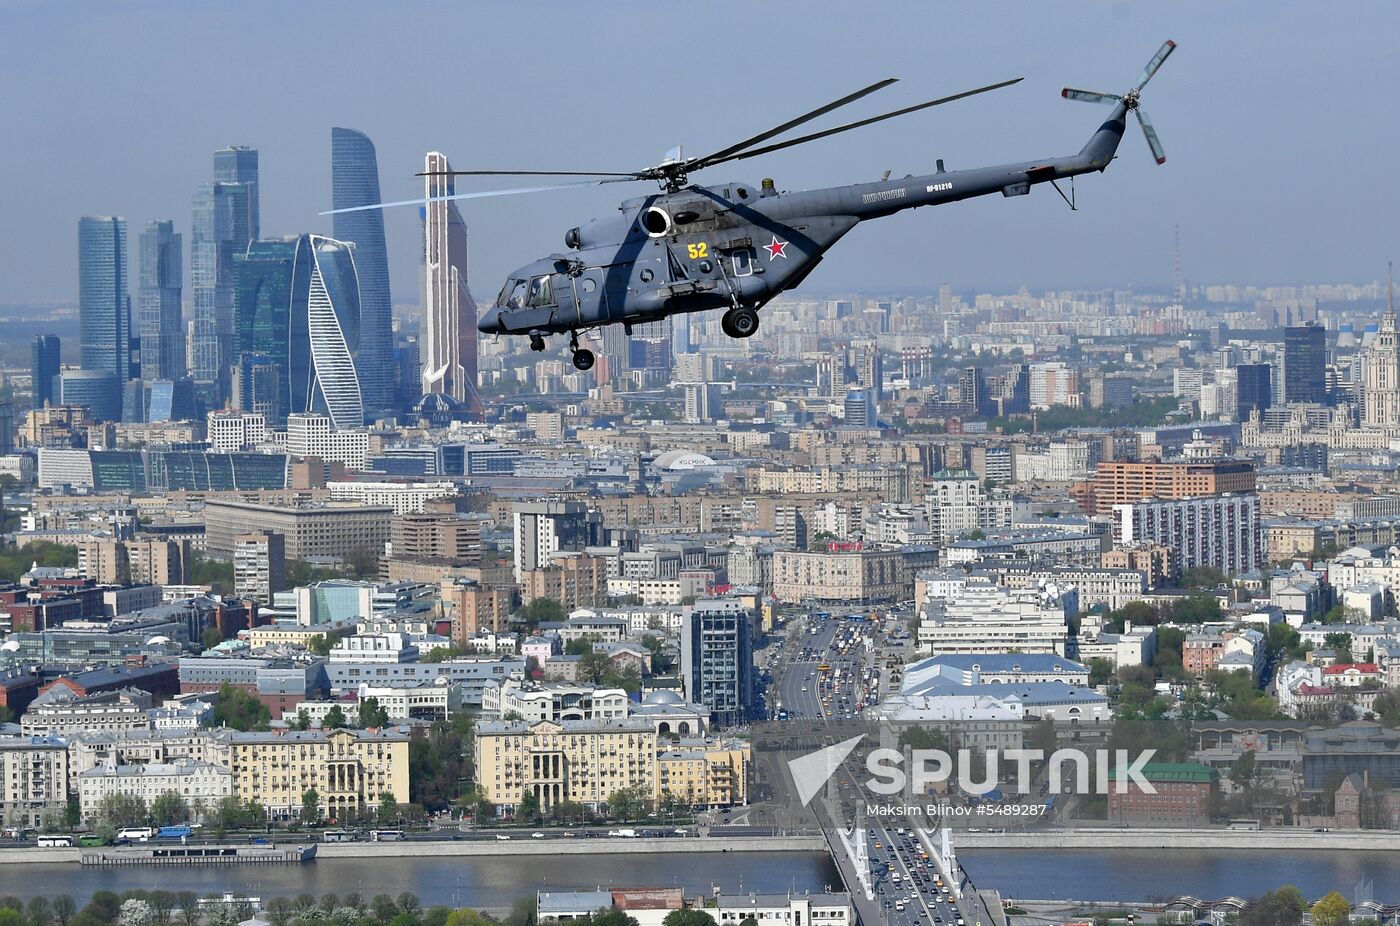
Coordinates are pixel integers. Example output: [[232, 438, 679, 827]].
[[1106, 761, 1216, 826], [474, 718, 657, 813], [20, 691, 152, 737], [657, 740, 750, 808], [522, 553, 607, 610], [286, 414, 369, 469], [1091, 459, 1257, 515], [512, 500, 599, 581], [77, 760, 232, 823], [680, 600, 753, 727], [227, 727, 408, 820], [0, 736, 69, 827], [202, 499, 392, 561], [480, 679, 630, 723], [233, 531, 286, 603], [771, 548, 904, 603], [1113, 493, 1262, 576], [78, 538, 190, 587], [421, 151, 479, 411]]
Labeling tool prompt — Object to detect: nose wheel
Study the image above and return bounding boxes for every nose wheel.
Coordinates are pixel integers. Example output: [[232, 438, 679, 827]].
[[568, 331, 595, 371], [721, 307, 760, 339]]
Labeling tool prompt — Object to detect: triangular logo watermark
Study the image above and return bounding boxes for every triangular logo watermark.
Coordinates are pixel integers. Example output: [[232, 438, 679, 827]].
[[788, 734, 866, 806]]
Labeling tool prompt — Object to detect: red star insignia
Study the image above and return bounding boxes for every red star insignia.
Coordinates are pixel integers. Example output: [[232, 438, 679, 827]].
[[764, 236, 789, 260]]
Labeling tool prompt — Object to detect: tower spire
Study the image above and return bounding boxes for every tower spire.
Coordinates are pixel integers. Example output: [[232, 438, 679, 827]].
[[1388, 260, 1395, 327]]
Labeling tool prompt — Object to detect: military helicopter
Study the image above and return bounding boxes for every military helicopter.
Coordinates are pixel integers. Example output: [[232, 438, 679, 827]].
[[329, 41, 1175, 372]]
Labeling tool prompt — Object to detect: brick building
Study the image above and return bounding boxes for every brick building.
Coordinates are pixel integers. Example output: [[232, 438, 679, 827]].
[[1107, 761, 1216, 826]]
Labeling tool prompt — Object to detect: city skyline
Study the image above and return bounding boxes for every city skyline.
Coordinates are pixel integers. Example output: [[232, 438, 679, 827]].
[[3, 3, 1397, 311]]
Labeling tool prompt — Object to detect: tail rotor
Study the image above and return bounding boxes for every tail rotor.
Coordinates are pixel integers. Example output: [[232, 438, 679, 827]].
[[1062, 39, 1176, 165]]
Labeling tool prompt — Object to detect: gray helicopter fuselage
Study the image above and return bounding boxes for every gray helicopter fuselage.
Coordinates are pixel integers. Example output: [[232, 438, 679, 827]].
[[477, 102, 1127, 338]]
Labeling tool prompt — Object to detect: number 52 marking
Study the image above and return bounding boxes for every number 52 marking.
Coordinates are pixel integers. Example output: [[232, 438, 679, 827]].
[[686, 242, 709, 259]]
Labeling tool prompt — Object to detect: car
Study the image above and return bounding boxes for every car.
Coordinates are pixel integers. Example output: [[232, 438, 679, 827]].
[[531, 832, 545, 839], [883, 902, 892, 909], [495, 834, 511, 841]]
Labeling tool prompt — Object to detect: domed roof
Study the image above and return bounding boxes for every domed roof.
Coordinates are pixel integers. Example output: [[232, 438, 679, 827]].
[[653, 449, 716, 470], [643, 689, 685, 705]]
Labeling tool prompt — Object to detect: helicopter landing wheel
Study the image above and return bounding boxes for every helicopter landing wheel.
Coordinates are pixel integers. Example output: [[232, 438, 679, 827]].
[[722, 307, 760, 339], [571, 348, 595, 372], [529, 333, 546, 352]]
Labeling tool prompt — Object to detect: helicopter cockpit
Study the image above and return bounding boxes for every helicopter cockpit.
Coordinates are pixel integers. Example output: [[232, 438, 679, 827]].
[[496, 274, 557, 310]]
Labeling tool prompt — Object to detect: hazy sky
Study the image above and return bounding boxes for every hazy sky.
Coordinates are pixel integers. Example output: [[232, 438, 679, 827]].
[[3, 1, 1397, 307]]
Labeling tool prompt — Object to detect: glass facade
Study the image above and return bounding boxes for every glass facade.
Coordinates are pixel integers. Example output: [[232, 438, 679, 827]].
[[31, 335, 60, 410], [138, 220, 183, 381], [235, 238, 300, 423], [86, 450, 289, 492], [331, 127, 392, 416], [59, 370, 122, 422], [192, 148, 258, 393], [78, 216, 129, 380]]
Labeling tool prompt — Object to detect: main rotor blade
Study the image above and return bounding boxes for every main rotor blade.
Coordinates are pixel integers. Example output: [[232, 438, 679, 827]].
[[688, 77, 898, 168], [1136, 108, 1166, 164], [1137, 39, 1177, 90], [416, 169, 642, 178], [319, 177, 635, 215], [1061, 88, 1121, 105], [700, 77, 1022, 169]]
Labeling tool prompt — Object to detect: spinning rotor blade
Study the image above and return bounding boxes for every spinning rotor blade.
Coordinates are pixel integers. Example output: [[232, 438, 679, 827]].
[[319, 176, 635, 215], [1137, 39, 1177, 90], [416, 169, 642, 178], [1061, 88, 1121, 105], [1136, 109, 1166, 164], [688, 77, 898, 168], [701, 77, 1023, 168]]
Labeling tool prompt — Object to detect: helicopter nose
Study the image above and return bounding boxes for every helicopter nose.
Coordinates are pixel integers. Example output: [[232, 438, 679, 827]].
[[476, 305, 501, 334]]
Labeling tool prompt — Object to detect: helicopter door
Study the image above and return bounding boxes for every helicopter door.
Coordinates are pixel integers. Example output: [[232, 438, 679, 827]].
[[569, 268, 610, 326]]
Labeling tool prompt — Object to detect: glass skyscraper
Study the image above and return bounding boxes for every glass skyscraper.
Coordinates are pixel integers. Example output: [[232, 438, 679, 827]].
[[192, 148, 258, 395], [31, 335, 60, 410], [1284, 323, 1327, 404], [235, 234, 364, 428], [78, 216, 129, 381], [331, 127, 393, 417], [138, 220, 183, 382]]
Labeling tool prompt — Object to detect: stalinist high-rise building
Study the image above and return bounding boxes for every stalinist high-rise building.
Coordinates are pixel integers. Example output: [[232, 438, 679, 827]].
[[420, 151, 479, 412], [1362, 265, 1400, 429]]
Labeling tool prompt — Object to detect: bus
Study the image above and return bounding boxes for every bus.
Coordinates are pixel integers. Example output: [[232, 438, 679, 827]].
[[370, 829, 405, 842], [37, 835, 72, 847], [78, 834, 106, 847], [1226, 819, 1260, 831], [322, 830, 357, 842], [817, 663, 832, 673], [156, 826, 193, 839]]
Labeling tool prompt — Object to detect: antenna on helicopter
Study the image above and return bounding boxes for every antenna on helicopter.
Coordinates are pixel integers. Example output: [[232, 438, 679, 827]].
[[1061, 39, 1176, 164]]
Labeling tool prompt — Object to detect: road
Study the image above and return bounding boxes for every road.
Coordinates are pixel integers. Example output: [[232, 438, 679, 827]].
[[765, 611, 1000, 926]]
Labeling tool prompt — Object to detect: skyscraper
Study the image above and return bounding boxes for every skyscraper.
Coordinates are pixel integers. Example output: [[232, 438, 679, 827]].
[[191, 155, 256, 393], [680, 599, 754, 727], [235, 234, 364, 428], [420, 151, 479, 411], [332, 127, 393, 416], [137, 220, 183, 382], [213, 146, 259, 241], [1235, 363, 1273, 422], [1284, 323, 1327, 404], [1362, 267, 1400, 429], [78, 216, 129, 381], [31, 335, 60, 410]]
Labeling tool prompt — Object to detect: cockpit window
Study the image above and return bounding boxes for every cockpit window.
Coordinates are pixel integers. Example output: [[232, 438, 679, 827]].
[[527, 275, 555, 307], [498, 279, 527, 309]]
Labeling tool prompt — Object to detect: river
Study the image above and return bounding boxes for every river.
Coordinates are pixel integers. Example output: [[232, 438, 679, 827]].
[[5, 853, 842, 909], [960, 848, 1400, 903]]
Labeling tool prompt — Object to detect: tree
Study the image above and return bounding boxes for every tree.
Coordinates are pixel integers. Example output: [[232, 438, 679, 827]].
[[344, 544, 381, 580], [360, 698, 390, 730], [518, 791, 541, 822], [84, 892, 123, 925], [320, 896, 340, 915], [118, 899, 152, 926], [739, 918, 758, 926], [29, 898, 52, 926], [504, 897, 537, 926], [1181, 566, 1227, 588], [174, 896, 197, 926], [606, 785, 651, 821], [96, 793, 147, 829], [54, 898, 76, 926], [201, 626, 224, 651], [206, 683, 271, 732], [662, 912, 716, 926], [1323, 632, 1355, 663], [149, 791, 190, 827], [514, 598, 564, 628], [1311, 892, 1350, 926], [265, 899, 295, 926], [370, 897, 398, 924], [1086, 658, 1115, 687], [301, 789, 321, 825], [324, 705, 348, 729], [63, 797, 82, 829], [408, 715, 475, 812], [377, 792, 398, 825], [1229, 750, 1260, 810], [1238, 887, 1305, 926], [395, 896, 420, 917], [578, 650, 612, 685], [147, 894, 175, 926]]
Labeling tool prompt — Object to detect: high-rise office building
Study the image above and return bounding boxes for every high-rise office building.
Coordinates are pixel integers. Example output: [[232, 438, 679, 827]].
[[1235, 363, 1273, 423], [511, 500, 599, 581], [235, 235, 364, 428], [1284, 323, 1327, 404], [31, 336, 60, 410], [958, 366, 988, 417], [420, 151, 479, 411], [332, 128, 393, 416], [213, 146, 259, 241], [191, 155, 257, 392], [844, 388, 876, 427], [234, 530, 286, 603], [78, 216, 129, 381], [137, 220, 183, 382], [680, 599, 754, 727]]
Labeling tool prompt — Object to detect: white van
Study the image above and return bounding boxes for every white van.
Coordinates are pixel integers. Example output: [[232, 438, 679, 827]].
[[117, 827, 154, 842]]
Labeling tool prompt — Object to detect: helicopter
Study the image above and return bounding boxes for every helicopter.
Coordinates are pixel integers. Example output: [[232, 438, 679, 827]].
[[327, 41, 1175, 372]]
